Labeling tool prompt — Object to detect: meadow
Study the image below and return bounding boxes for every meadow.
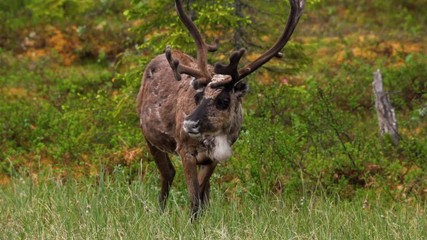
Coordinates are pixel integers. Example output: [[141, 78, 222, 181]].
[[1, 0, 426, 239], [1, 174, 426, 239]]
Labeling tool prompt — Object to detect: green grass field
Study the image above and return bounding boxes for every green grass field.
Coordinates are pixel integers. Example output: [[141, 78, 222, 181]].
[[1, 174, 426, 239]]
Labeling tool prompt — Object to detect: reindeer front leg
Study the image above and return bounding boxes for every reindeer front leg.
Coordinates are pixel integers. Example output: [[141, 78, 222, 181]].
[[180, 151, 201, 218], [198, 162, 217, 207]]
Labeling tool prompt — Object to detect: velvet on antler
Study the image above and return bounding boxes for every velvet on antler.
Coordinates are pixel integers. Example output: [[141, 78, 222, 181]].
[[165, 0, 221, 87], [165, 46, 206, 82], [213, 48, 246, 82]]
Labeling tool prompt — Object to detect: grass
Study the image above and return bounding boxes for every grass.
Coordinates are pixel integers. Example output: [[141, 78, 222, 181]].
[[1, 173, 426, 239]]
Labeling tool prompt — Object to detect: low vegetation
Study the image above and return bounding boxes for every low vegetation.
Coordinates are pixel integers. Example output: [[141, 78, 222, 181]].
[[1, 175, 426, 239], [0, 0, 426, 238]]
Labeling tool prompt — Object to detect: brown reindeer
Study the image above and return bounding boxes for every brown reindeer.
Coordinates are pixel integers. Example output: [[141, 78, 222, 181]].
[[137, 0, 305, 217]]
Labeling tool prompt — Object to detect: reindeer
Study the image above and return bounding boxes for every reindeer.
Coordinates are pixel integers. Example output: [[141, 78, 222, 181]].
[[137, 0, 305, 217]]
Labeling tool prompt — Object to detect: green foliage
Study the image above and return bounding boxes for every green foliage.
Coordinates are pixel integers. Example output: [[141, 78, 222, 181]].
[[319, 0, 427, 36], [28, 0, 93, 22], [0, 0, 132, 52], [0, 53, 141, 174], [126, 0, 247, 55], [228, 71, 426, 198], [0, 0, 130, 27], [383, 53, 427, 110]]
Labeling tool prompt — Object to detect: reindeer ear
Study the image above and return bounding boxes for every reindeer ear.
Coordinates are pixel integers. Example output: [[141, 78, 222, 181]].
[[234, 82, 248, 98]]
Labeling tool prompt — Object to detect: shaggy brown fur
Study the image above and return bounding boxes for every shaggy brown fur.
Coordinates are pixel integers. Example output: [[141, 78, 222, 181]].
[[137, 0, 305, 218]]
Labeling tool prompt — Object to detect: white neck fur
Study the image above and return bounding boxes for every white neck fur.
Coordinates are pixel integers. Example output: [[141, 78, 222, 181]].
[[210, 134, 232, 163]]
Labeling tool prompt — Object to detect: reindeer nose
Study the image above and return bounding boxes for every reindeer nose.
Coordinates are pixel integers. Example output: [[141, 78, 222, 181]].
[[185, 120, 199, 130], [183, 120, 200, 135]]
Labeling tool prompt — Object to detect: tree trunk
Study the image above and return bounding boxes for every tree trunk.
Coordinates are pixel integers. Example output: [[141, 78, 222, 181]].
[[233, 0, 245, 49], [372, 69, 400, 145]]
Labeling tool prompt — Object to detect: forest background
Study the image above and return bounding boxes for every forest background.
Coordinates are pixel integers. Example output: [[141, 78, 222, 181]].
[[0, 0, 426, 238]]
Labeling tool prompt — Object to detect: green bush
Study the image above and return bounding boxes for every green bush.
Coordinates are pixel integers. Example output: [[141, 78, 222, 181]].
[[0, 53, 141, 175]]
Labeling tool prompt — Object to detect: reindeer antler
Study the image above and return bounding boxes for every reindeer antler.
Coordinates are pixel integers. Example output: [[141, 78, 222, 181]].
[[214, 0, 305, 85], [165, 46, 206, 82], [165, 0, 220, 87], [213, 48, 246, 82]]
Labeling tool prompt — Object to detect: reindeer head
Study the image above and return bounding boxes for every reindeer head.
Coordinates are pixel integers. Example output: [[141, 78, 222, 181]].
[[166, 0, 305, 140], [181, 75, 248, 139]]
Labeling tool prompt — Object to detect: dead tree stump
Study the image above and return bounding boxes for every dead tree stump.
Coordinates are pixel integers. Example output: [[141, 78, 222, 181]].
[[372, 69, 400, 145]]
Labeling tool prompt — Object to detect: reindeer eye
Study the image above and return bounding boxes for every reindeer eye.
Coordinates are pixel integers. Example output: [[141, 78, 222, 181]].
[[216, 97, 230, 110]]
